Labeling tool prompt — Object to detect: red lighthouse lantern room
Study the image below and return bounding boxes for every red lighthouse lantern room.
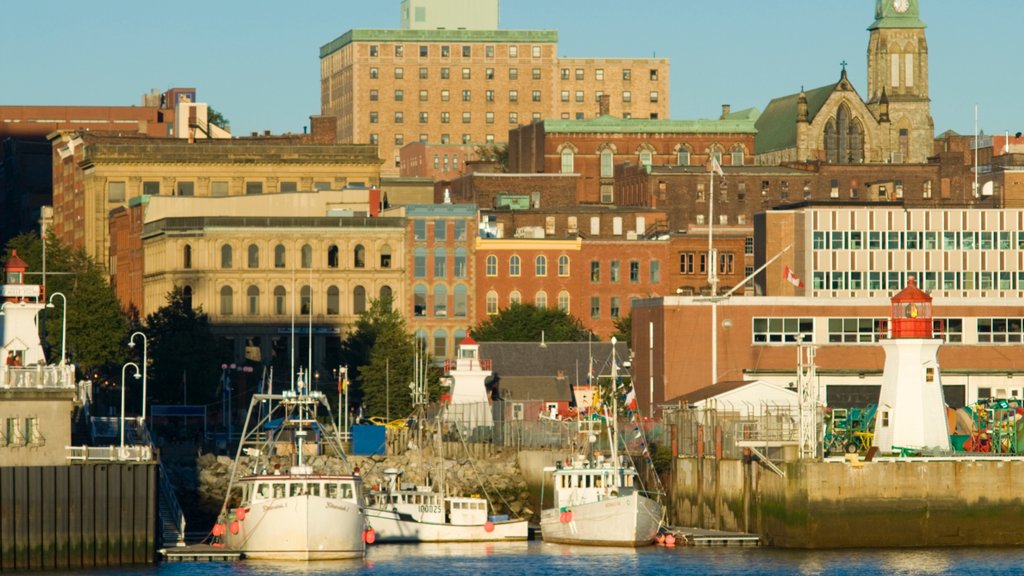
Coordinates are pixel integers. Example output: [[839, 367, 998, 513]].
[[889, 276, 932, 339]]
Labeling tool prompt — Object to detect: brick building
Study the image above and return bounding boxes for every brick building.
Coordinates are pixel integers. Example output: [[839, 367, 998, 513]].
[[398, 141, 479, 179]]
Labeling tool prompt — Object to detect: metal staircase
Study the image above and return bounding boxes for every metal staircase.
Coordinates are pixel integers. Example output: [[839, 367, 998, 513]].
[[158, 462, 187, 547]]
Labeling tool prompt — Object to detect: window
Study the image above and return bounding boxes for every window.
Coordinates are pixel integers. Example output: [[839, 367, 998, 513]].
[[462, 89, 471, 102], [274, 286, 286, 315], [534, 255, 547, 276], [353, 286, 367, 315], [279, 181, 297, 193], [394, 67, 404, 79], [610, 260, 621, 282], [462, 45, 471, 57], [532, 45, 541, 58], [433, 330, 447, 358], [719, 253, 734, 275], [532, 90, 541, 102], [509, 290, 522, 305], [827, 318, 884, 343], [414, 247, 427, 278], [745, 236, 754, 255], [377, 244, 391, 269], [560, 148, 574, 173], [622, 91, 631, 103], [434, 285, 448, 317], [558, 255, 570, 276], [441, 67, 450, 79], [622, 68, 632, 80], [732, 149, 744, 166], [246, 244, 260, 268], [462, 68, 471, 79], [509, 45, 518, 58], [679, 252, 695, 274], [453, 248, 467, 278], [352, 244, 365, 269], [558, 291, 570, 313], [509, 112, 518, 124], [210, 181, 229, 197], [639, 149, 652, 168], [246, 181, 263, 195], [369, 89, 379, 102], [441, 45, 450, 58], [300, 285, 311, 315], [182, 244, 192, 269], [434, 248, 447, 277], [462, 112, 471, 123], [440, 111, 450, 124], [575, 91, 584, 103], [394, 134, 404, 146], [649, 260, 661, 283], [221, 244, 233, 268], [650, 91, 659, 103], [369, 45, 378, 57], [104, 180, 126, 202], [176, 181, 194, 196], [369, 67, 378, 79], [394, 111, 404, 124], [486, 254, 497, 276], [419, 45, 428, 58], [454, 284, 468, 317], [509, 255, 521, 276], [590, 296, 601, 319], [394, 45, 404, 57], [486, 291, 498, 315], [590, 261, 601, 283], [220, 286, 233, 316], [326, 286, 340, 315], [610, 297, 621, 319], [414, 285, 427, 317], [509, 90, 518, 102], [753, 317, 814, 343], [977, 318, 1024, 343], [630, 261, 640, 283]]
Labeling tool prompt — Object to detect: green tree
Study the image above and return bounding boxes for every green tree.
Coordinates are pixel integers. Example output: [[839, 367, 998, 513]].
[[474, 144, 509, 172], [207, 107, 229, 130], [470, 303, 595, 342], [144, 286, 223, 406], [612, 312, 632, 349], [5, 231, 129, 377]]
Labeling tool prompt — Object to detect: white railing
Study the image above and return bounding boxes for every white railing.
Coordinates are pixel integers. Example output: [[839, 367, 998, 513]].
[[1, 364, 76, 390], [66, 444, 154, 462]]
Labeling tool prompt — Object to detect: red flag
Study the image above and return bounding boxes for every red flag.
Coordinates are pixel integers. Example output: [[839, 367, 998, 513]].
[[783, 265, 804, 288]]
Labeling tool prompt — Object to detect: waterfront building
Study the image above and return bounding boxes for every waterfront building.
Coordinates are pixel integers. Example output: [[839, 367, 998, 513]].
[[319, 4, 668, 174]]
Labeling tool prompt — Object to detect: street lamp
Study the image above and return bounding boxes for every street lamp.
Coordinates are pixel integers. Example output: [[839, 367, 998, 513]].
[[120, 361, 142, 458], [47, 292, 67, 365], [128, 331, 148, 421]]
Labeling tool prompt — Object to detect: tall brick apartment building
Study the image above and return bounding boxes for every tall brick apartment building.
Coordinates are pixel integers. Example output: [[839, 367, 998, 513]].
[[319, 2, 668, 175]]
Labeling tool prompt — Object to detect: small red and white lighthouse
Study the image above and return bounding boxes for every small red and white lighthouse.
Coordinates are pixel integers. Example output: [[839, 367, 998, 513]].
[[873, 277, 950, 452]]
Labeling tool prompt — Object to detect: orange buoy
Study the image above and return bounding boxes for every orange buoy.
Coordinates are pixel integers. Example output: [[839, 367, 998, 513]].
[[484, 521, 494, 532], [235, 507, 247, 521], [363, 528, 376, 544], [665, 533, 677, 547], [655, 533, 665, 545], [212, 523, 225, 537], [229, 520, 240, 535]]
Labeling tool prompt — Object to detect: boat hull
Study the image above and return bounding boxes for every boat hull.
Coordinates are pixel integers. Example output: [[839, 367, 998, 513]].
[[224, 494, 365, 560], [365, 508, 529, 542], [540, 492, 662, 547]]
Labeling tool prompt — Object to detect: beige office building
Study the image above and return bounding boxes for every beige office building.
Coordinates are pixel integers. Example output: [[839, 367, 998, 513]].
[[320, 28, 669, 174]]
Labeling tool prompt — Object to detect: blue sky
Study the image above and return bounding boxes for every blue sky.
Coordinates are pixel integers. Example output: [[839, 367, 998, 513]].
[[1, 1, 1017, 138]]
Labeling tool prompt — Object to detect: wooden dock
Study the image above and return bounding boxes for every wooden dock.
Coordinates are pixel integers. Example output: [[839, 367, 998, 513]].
[[670, 527, 760, 546], [160, 544, 242, 562]]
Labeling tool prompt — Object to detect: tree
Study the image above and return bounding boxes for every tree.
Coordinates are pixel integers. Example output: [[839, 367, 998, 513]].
[[5, 231, 129, 377], [144, 286, 223, 406], [470, 303, 595, 342], [207, 107, 229, 130], [612, 312, 633, 349], [474, 144, 509, 172]]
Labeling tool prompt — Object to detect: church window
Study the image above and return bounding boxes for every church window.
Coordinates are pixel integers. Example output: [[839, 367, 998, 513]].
[[824, 104, 864, 164], [905, 53, 914, 87], [890, 53, 900, 87]]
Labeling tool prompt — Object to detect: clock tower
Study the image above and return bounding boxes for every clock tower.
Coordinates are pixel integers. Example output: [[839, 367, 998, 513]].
[[866, 0, 933, 163]]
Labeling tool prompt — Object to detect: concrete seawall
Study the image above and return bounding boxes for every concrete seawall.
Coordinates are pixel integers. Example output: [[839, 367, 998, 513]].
[[673, 457, 1024, 547]]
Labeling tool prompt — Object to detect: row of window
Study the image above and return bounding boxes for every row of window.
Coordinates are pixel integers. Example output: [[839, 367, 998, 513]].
[[1, 417, 42, 447], [412, 283, 469, 318], [374, 132, 508, 146], [484, 254, 570, 277], [413, 248, 468, 279], [589, 260, 662, 283], [183, 243, 393, 271], [812, 230, 1024, 251], [484, 290, 572, 315], [210, 284, 392, 317], [372, 110, 544, 126], [558, 146, 745, 176], [811, 271, 1024, 292], [414, 328, 468, 359], [412, 219, 470, 242], [753, 317, 1024, 345], [108, 179, 337, 201], [679, 253, 737, 275], [368, 43, 543, 60]]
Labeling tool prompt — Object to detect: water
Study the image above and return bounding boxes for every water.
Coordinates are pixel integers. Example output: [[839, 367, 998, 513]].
[[26, 542, 1024, 576]]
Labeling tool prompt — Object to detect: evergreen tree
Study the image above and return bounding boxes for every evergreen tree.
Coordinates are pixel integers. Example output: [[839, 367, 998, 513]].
[[470, 303, 595, 342], [612, 312, 633, 350], [144, 286, 223, 406]]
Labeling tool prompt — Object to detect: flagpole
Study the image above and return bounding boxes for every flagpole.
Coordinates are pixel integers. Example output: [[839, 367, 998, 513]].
[[708, 157, 720, 386]]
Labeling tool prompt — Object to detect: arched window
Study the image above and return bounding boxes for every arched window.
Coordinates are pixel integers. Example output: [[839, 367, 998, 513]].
[[220, 285, 233, 315], [247, 285, 260, 315], [486, 291, 499, 315], [434, 247, 447, 277], [414, 330, 428, 350], [485, 255, 497, 276], [221, 244, 233, 269], [560, 148, 574, 173], [824, 118, 838, 163], [274, 244, 286, 268], [676, 146, 691, 166], [509, 290, 521, 305], [183, 245, 193, 269], [849, 118, 865, 163], [353, 285, 367, 314], [509, 255, 521, 277], [380, 244, 392, 268], [327, 245, 339, 268], [247, 244, 259, 268], [453, 284, 468, 317], [837, 104, 851, 163], [327, 286, 340, 315], [379, 285, 393, 308], [433, 284, 448, 317], [183, 285, 193, 310], [825, 104, 865, 164], [536, 255, 547, 276], [300, 285, 311, 315], [558, 290, 570, 313], [414, 285, 427, 317], [354, 244, 366, 268], [638, 147, 653, 168], [273, 286, 286, 315], [730, 144, 744, 166], [433, 329, 448, 358], [558, 255, 570, 276], [600, 148, 614, 178], [454, 247, 467, 278], [708, 145, 723, 165], [535, 291, 548, 309], [301, 244, 313, 269]]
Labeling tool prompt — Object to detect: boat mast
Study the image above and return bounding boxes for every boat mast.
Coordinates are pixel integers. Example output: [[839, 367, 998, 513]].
[[608, 337, 619, 467]]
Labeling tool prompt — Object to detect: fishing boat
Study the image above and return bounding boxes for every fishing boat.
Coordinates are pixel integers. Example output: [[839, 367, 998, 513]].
[[364, 468, 528, 542], [539, 338, 663, 546], [215, 370, 367, 560]]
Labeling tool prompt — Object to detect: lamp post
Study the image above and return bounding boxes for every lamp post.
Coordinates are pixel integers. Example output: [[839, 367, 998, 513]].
[[47, 292, 67, 365], [128, 331, 148, 421], [120, 361, 142, 458]]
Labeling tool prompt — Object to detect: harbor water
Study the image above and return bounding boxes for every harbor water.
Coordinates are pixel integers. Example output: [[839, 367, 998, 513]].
[[24, 542, 1024, 576]]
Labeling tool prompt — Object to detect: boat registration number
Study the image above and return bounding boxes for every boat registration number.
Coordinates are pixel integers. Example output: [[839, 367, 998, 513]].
[[418, 505, 442, 514]]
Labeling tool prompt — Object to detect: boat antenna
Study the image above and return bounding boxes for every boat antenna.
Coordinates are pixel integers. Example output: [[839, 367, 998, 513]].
[[290, 265, 295, 392], [308, 265, 313, 385]]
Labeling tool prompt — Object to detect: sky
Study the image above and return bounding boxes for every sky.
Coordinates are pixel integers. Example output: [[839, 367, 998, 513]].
[[2, 1, 1019, 139]]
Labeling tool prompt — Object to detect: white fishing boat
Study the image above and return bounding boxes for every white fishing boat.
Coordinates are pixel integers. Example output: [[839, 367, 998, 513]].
[[539, 338, 663, 547], [215, 370, 367, 560], [364, 468, 529, 542]]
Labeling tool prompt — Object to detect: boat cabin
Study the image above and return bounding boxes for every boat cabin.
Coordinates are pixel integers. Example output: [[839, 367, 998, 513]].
[[241, 475, 363, 506], [547, 458, 639, 509]]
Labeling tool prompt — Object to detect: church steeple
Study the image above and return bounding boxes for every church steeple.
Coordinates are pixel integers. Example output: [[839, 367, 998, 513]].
[[870, 0, 926, 30]]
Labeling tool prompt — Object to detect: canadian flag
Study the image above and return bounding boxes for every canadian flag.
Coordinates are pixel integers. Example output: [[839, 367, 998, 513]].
[[710, 156, 724, 177], [783, 265, 804, 288]]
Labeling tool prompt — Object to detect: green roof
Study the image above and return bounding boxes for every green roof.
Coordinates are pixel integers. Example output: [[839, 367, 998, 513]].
[[542, 114, 758, 135], [321, 29, 558, 59], [754, 83, 836, 155], [868, 0, 925, 30]]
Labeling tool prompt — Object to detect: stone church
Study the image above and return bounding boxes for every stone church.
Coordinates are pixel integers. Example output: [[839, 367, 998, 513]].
[[755, 0, 934, 165]]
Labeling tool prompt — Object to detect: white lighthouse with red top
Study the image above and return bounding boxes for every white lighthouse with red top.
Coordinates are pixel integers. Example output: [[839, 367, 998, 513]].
[[873, 276, 951, 453]]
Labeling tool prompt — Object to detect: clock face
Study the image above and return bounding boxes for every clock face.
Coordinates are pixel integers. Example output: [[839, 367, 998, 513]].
[[893, 0, 910, 13]]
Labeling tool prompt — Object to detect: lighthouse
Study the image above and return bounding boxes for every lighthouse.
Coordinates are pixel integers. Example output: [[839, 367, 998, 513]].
[[873, 276, 950, 453]]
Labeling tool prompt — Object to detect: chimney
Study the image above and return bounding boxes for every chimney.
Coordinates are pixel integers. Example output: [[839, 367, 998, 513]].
[[720, 104, 731, 120], [598, 94, 611, 117]]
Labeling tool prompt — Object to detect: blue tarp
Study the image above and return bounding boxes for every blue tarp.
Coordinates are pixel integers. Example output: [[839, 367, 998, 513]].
[[352, 425, 386, 455]]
